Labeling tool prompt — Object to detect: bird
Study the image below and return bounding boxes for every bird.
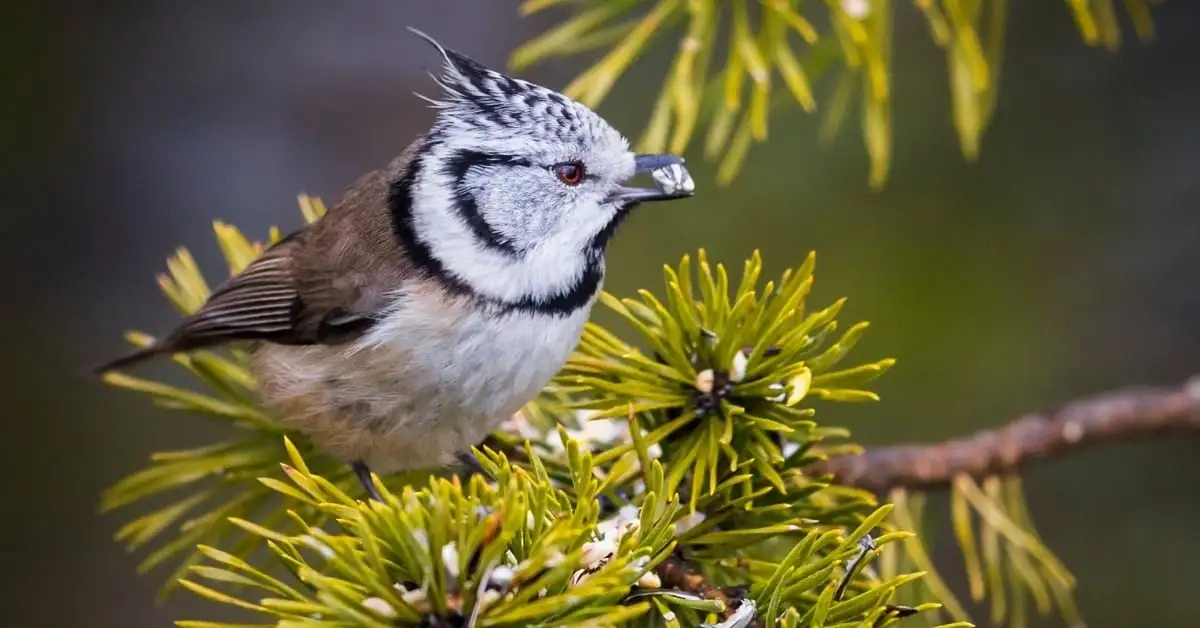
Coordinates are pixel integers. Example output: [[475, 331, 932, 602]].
[[94, 28, 695, 502]]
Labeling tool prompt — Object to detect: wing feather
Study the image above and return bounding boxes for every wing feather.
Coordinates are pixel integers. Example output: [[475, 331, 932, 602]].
[[94, 235, 370, 373], [94, 143, 422, 374]]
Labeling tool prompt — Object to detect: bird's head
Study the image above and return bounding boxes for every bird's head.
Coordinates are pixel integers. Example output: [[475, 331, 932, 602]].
[[396, 29, 693, 314]]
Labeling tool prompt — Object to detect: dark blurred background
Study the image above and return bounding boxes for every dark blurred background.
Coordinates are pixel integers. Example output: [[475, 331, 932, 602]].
[[3, 2, 1198, 626]]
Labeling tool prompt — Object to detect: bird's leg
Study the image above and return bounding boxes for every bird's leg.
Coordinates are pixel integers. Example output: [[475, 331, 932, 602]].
[[455, 451, 490, 480], [351, 460, 384, 502]]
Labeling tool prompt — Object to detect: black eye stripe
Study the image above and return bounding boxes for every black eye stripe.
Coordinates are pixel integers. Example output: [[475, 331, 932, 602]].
[[390, 141, 604, 316], [441, 149, 530, 256], [447, 151, 532, 173]]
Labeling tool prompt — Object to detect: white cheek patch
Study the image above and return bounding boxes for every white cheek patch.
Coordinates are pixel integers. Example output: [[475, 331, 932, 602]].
[[651, 162, 695, 197]]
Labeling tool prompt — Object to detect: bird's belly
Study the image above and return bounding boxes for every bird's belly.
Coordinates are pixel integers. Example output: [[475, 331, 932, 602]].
[[251, 305, 588, 473]]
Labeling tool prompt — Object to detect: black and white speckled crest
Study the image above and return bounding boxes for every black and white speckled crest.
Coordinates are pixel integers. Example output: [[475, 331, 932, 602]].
[[410, 28, 629, 166]]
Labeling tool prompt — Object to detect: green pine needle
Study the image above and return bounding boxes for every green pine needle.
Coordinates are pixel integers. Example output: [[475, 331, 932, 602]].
[[177, 440, 951, 628], [512, 0, 1164, 188], [176, 437, 678, 627], [557, 249, 893, 510]]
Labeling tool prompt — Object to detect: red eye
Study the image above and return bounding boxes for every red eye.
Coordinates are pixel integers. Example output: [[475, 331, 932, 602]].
[[552, 162, 585, 185]]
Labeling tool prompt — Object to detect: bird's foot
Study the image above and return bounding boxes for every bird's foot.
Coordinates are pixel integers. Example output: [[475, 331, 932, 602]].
[[455, 451, 491, 481], [351, 460, 384, 502]]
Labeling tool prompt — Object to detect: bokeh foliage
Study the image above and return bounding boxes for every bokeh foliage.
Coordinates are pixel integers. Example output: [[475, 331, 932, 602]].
[[103, 197, 1077, 627], [512, 0, 1163, 188]]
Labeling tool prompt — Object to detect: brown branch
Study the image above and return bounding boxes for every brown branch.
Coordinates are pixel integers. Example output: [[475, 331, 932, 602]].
[[648, 551, 918, 627], [813, 376, 1200, 494], [639, 378, 1200, 622], [652, 552, 759, 626]]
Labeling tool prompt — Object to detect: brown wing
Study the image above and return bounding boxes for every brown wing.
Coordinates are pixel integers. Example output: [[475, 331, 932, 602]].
[[94, 139, 423, 373], [172, 237, 307, 342], [93, 229, 373, 373], [168, 231, 375, 347]]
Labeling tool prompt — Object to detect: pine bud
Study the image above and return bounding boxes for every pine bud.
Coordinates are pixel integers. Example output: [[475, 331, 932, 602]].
[[786, 367, 813, 406], [730, 350, 748, 382]]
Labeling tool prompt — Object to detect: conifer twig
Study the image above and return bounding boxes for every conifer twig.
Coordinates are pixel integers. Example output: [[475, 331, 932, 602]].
[[814, 376, 1200, 494], [653, 552, 758, 627], [650, 550, 919, 628]]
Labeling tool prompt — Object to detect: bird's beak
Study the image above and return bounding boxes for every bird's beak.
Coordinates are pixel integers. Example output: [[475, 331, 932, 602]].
[[606, 153, 696, 208]]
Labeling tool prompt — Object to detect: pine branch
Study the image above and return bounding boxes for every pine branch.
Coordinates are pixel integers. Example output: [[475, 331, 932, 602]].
[[650, 550, 925, 628], [653, 552, 753, 624], [105, 220, 1066, 626], [815, 376, 1200, 494]]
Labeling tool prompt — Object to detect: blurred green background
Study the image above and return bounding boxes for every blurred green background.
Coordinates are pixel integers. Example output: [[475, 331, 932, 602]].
[[3, 1, 1198, 626]]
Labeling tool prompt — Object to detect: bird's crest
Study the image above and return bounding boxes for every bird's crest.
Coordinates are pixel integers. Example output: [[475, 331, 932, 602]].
[[406, 26, 624, 153]]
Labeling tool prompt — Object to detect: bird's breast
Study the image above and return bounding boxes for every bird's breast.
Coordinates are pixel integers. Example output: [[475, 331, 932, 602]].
[[250, 292, 592, 472], [361, 296, 591, 419]]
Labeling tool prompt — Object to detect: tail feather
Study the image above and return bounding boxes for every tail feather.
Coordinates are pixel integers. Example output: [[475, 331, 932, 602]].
[[91, 344, 170, 374]]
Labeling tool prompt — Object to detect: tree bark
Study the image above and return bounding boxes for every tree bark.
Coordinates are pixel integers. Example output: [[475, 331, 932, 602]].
[[811, 376, 1200, 494]]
